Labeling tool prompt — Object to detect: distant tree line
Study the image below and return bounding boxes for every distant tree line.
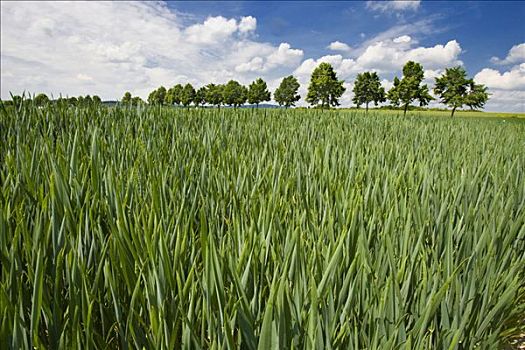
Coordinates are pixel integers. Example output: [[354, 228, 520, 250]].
[[126, 60, 487, 116], [3, 93, 103, 108], [3, 61, 488, 117], [351, 61, 488, 116]]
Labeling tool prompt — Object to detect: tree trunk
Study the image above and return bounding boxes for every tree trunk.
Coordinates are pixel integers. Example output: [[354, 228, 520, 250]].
[[403, 103, 408, 116], [366, 102, 369, 115], [451, 106, 457, 117]]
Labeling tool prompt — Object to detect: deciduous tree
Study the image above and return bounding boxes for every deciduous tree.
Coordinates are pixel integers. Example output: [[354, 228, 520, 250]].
[[180, 83, 196, 108], [434, 66, 489, 117], [306, 62, 345, 108], [465, 83, 489, 111], [274, 76, 301, 108], [121, 92, 132, 105], [205, 84, 224, 109], [223, 80, 247, 108], [194, 87, 207, 107], [248, 78, 271, 108], [352, 72, 386, 114], [131, 96, 144, 106], [147, 86, 166, 105], [34, 93, 49, 107], [387, 61, 433, 116], [167, 84, 183, 106]]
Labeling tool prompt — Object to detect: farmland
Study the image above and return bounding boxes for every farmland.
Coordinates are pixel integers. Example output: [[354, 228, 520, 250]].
[[0, 103, 524, 349], [344, 108, 525, 120]]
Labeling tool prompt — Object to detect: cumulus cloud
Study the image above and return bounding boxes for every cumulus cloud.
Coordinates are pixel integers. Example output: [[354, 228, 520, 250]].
[[185, 16, 239, 44], [404, 40, 462, 68], [328, 41, 352, 52], [474, 47, 525, 113], [234, 43, 303, 73], [355, 40, 462, 72], [482, 89, 524, 113], [366, 0, 421, 12], [474, 64, 525, 90], [490, 43, 525, 65], [238, 16, 257, 33], [423, 69, 443, 82], [393, 35, 411, 44], [266, 43, 304, 68], [0, 2, 301, 100]]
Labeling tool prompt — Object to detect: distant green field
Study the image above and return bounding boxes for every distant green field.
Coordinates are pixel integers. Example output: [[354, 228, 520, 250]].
[[341, 108, 525, 120], [1, 104, 524, 349]]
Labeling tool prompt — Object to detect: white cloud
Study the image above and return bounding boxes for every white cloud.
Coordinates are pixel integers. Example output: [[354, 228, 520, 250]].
[[490, 43, 525, 65], [238, 16, 257, 33], [293, 55, 360, 81], [473, 56, 525, 113], [266, 43, 304, 68], [328, 41, 352, 52], [185, 16, 239, 44], [423, 69, 442, 82], [404, 40, 462, 69], [474, 64, 525, 90], [234, 43, 303, 73], [235, 57, 264, 73], [355, 40, 462, 72], [0, 1, 302, 100], [482, 89, 524, 113], [366, 0, 421, 12], [77, 73, 93, 81], [393, 35, 411, 44]]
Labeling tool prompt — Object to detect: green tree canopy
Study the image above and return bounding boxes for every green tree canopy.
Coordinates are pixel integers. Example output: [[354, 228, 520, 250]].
[[55, 97, 68, 107], [387, 61, 433, 116], [147, 90, 156, 105], [180, 83, 196, 108], [121, 92, 132, 105], [464, 83, 489, 111], [67, 96, 78, 106], [223, 80, 247, 108], [274, 75, 301, 108], [147, 86, 166, 105], [92, 95, 102, 105], [306, 62, 346, 108], [434, 66, 489, 117], [84, 95, 93, 106], [194, 87, 206, 107], [352, 72, 386, 113], [205, 84, 224, 108], [131, 96, 144, 106], [34, 93, 49, 107], [247, 78, 271, 107], [167, 84, 183, 106]]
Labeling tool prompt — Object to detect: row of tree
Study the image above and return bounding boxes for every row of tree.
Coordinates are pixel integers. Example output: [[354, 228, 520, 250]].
[[128, 60, 487, 116], [4, 93, 103, 107], [127, 76, 301, 109], [352, 61, 488, 117]]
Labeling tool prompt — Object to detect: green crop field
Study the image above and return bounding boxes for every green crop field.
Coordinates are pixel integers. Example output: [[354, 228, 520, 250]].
[[1, 102, 524, 349], [341, 108, 525, 120]]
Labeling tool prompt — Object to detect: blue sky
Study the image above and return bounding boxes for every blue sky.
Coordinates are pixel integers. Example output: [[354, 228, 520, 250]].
[[169, 1, 524, 76], [1, 1, 524, 111]]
